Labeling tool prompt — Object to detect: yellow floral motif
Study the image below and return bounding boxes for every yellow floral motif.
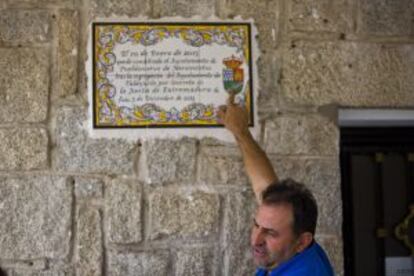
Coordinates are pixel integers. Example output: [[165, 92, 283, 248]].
[[180, 111, 190, 121], [203, 107, 214, 118], [159, 111, 168, 121], [134, 109, 144, 120]]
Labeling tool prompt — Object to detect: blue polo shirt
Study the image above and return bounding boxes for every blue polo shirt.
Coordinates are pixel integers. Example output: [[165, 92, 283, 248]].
[[255, 242, 334, 276]]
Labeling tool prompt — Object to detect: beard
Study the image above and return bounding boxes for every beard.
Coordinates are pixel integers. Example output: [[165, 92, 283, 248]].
[[252, 244, 296, 269], [252, 245, 278, 268]]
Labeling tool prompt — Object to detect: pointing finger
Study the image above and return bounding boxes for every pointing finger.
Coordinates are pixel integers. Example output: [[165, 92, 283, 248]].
[[227, 91, 236, 106]]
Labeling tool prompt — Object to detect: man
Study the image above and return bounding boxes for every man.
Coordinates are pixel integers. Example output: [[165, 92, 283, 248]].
[[218, 95, 334, 275]]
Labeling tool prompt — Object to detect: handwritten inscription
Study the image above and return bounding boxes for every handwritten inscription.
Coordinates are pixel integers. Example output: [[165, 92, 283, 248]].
[[109, 46, 224, 107]]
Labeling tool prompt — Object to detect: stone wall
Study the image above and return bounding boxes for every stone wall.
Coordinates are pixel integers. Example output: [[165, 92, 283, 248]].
[[0, 0, 413, 275]]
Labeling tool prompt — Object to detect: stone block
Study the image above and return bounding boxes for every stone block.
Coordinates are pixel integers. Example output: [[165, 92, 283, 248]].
[[149, 188, 180, 237], [57, 10, 79, 97], [153, 0, 216, 18], [256, 51, 280, 111], [358, 0, 414, 36], [0, 48, 49, 123], [224, 245, 255, 276], [90, 0, 151, 17], [222, 192, 256, 276], [0, 259, 47, 271], [54, 106, 136, 174], [106, 178, 142, 243], [198, 146, 249, 186], [0, 175, 72, 259], [282, 41, 414, 107], [270, 157, 342, 234], [74, 177, 104, 198], [223, 191, 256, 246], [8, 0, 73, 4], [12, 268, 72, 276], [288, 0, 352, 33], [139, 139, 197, 184], [175, 248, 214, 276], [179, 192, 220, 237], [221, 0, 279, 50], [0, 128, 48, 171], [0, 10, 51, 44], [316, 234, 344, 275], [12, 270, 71, 276], [107, 251, 169, 276], [149, 189, 220, 239], [76, 204, 102, 276], [264, 114, 338, 156]]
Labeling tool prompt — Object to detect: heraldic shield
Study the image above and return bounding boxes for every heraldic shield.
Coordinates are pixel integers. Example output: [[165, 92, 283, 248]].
[[222, 55, 244, 94]]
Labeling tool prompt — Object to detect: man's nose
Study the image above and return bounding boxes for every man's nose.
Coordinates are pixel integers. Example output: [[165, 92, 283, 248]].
[[252, 228, 265, 246]]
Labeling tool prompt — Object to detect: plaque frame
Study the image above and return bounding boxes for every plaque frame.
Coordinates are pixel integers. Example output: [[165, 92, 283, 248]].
[[92, 22, 254, 129]]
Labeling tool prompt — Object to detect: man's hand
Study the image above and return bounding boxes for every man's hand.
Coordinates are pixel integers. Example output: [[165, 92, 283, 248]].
[[217, 93, 250, 140]]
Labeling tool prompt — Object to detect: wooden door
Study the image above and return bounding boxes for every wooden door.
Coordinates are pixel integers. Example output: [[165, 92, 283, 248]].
[[341, 128, 414, 276]]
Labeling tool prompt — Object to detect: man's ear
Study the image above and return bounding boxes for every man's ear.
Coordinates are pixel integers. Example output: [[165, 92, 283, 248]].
[[295, 232, 313, 253]]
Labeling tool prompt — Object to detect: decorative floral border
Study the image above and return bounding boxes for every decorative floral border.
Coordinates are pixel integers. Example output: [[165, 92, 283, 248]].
[[93, 23, 252, 127]]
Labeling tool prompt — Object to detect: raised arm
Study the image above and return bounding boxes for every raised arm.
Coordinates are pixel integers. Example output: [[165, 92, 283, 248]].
[[218, 95, 278, 202]]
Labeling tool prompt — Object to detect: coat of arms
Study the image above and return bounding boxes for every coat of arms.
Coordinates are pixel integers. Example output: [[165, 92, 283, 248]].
[[222, 55, 244, 94]]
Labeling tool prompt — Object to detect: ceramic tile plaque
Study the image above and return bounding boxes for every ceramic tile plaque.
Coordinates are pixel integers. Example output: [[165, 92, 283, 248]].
[[88, 20, 259, 140]]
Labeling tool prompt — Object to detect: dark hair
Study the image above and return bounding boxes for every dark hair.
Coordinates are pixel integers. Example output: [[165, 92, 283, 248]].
[[261, 178, 318, 236], [0, 267, 7, 276]]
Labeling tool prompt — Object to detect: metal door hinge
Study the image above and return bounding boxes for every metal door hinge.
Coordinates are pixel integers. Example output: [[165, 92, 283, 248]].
[[395, 205, 414, 255], [376, 227, 388, 238]]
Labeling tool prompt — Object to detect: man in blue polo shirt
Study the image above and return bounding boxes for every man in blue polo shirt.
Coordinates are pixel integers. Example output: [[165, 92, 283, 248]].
[[218, 95, 334, 276], [252, 181, 334, 276]]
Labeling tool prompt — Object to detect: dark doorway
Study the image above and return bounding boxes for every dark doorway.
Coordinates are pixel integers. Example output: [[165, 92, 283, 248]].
[[340, 127, 414, 276]]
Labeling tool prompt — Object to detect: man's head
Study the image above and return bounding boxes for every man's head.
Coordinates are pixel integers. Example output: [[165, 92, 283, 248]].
[[251, 178, 318, 269]]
